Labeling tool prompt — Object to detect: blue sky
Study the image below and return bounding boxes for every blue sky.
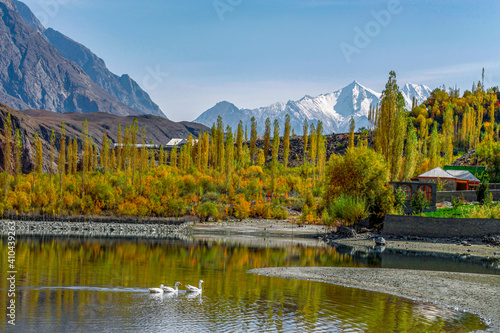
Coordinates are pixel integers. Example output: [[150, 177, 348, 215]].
[[21, 0, 500, 121]]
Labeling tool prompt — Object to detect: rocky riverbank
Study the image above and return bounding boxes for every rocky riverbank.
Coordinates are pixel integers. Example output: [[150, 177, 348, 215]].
[[248, 267, 500, 332], [0, 220, 192, 239]]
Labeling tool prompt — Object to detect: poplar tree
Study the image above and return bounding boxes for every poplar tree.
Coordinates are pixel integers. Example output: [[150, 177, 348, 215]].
[[14, 129, 22, 190], [57, 123, 66, 196], [81, 119, 89, 197], [303, 119, 309, 162], [34, 132, 43, 175], [110, 148, 116, 171], [225, 126, 234, 187], [49, 129, 56, 178], [116, 124, 123, 171], [3, 113, 12, 195], [403, 118, 418, 180], [170, 146, 178, 168], [159, 146, 165, 166], [348, 117, 355, 149], [283, 114, 291, 168], [216, 116, 225, 171], [257, 149, 265, 167], [72, 139, 78, 174], [236, 121, 244, 166], [442, 104, 454, 165], [210, 124, 216, 168], [272, 119, 280, 167], [203, 132, 210, 170], [428, 122, 440, 169], [308, 123, 317, 165], [374, 71, 407, 180], [102, 132, 110, 170], [250, 117, 257, 164], [264, 118, 271, 157], [196, 131, 203, 169]]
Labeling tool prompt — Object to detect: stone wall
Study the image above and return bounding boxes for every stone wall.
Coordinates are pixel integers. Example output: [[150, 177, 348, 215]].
[[383, 214, 500, 238], [437, 190, 500, 202]]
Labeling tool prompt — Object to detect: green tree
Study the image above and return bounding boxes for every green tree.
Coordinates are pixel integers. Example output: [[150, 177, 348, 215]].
[[348, 117, 355, 149], [250, 117, 257, 164], [283, 114, 291, 167], [325, 146, 393, 221], [170, 146, 178, 168], [403, 118, 418, 181], [303, 119, 309, 162], [264, 118, 271, 158], [236, 121, 244, 166], [14, 129, 22, 190], [272, 119, 280, 167], [57, 123, 66, 197], [428, 122, 440, 170], [3, 113, 12, 195], [374, 71, 407, 180]]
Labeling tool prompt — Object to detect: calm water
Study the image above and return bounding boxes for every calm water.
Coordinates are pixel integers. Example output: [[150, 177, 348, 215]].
[[0, 235, 491, 332]]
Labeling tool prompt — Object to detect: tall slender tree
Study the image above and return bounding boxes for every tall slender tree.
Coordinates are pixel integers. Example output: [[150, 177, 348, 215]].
[[303, 119, 309, 162], [283, 114, 291, 168], [348, 117, 355, 149], [250, 117, 257, 164], [264, 118, 271, 158], [14, 129, 22, 190], [3, 113, 12, 195], [374, 71, 407, 180], [272, 119, 280, 167]]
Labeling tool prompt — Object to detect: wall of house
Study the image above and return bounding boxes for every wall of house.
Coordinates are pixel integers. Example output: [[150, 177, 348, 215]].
[[437, 190, 500, 202], [417, 177, 456, 191], [383, 214, 500, 238]]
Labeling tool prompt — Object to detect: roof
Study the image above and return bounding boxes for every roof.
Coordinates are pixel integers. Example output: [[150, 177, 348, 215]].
[[417, 167, 454, 179], [166, 138, 186, 146], [417, 167, 479, 183], [446, 170, 480, 183]]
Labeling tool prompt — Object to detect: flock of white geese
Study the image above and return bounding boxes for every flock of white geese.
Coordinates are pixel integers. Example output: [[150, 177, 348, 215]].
[[149, 280, 204, 294]]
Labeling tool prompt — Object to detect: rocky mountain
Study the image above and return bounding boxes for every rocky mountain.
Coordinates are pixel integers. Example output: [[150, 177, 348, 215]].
[[195, 81, 432, 135], [0, 0, 164, 117], [0, 101, 208, 173], [42, 27, 165, 118], [401, 83, 433, 110], [0, 0, 140, 115]]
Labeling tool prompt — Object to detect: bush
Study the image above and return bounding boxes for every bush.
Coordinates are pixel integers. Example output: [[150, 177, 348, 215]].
[[476, 177, 491, 205], [196, 202, 218, 222], [324, 146, 393, 220], [410, 190, 430, 214], [325, 194, 368, 226]]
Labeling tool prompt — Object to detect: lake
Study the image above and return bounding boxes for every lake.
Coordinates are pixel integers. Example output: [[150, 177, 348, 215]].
[[0, 235, 493, 332]]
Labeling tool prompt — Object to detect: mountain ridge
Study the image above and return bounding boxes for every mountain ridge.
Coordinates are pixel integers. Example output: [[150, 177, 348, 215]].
[[195, 81, 432, 135]]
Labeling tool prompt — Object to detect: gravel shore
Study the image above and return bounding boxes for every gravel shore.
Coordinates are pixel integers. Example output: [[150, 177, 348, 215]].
[[248, 267, 500, 332]]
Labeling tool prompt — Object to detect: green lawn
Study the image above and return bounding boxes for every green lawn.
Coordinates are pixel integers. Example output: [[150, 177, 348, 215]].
[[422, 205, 476, 218]]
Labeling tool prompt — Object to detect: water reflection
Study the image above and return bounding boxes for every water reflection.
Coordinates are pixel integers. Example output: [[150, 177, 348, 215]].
[[0, 236, 489, 332]]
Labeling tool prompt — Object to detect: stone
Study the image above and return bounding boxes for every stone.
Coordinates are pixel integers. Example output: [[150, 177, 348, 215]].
[[375, 237, 386, 246]]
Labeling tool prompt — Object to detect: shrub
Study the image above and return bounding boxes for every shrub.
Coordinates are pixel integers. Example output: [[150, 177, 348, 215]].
[[410, 190, 430, 214], [476, 177, 491, 205], [325, 194, 368, 226], [324, 146, 393, 221], [197, 202, 218, 222]]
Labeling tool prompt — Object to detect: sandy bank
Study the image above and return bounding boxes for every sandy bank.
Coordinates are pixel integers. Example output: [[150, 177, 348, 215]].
[[248, 267, 500, 332]]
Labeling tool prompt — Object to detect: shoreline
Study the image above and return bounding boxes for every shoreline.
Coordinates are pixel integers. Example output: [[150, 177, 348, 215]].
[[248, 267, 500, 332]]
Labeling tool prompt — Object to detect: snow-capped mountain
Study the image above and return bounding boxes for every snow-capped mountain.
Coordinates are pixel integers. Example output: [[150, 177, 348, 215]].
[[401, 83, 433, 109], [195, 81, 431, 135]]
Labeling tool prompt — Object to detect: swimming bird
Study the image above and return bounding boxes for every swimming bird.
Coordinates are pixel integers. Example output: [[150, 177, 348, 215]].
[[186, 280, 204, 293], [149, 284, 165, 293], [162, 282, 182, 293]]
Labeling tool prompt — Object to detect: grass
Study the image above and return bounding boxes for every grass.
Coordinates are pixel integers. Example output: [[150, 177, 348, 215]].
[[422, 205, 475, 218], [423, 202, 500, 219]]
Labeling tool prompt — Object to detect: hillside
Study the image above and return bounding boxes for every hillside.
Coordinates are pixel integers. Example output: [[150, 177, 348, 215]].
[[0, 102, 208, 172]]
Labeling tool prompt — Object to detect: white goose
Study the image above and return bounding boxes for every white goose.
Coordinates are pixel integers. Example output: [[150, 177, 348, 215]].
[[162, 282, 182, 293], [186, 280, 204, 293], [149, 284, 165, 293]]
